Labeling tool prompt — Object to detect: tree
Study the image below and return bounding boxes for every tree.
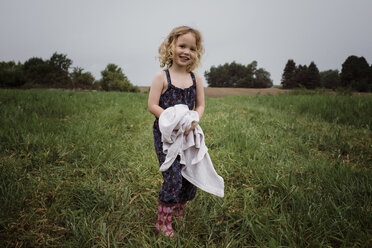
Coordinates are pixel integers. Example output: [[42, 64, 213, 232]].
[[236, 61, 256, 88], [305, 61, 320, 89], [292, 65, 308, 88], [320, 70, 340, 89], [369, 65, 372, 91], [98, 64, 139, 92], [47, 52, 73, 88], [0, 61, 25, 88], [228, 61, 249, 87], [23, 57, 50, 86], [22, 53, 73, 88], [204, 61, 272, 88], [253, 68, 273, 88], [205, 62, 247, 87], [281, 59, 296, 89], [340, 55, 370, 92], [281, 60, 322, 89], [70, 67, 95, 89], [49, 52, 72, 72]]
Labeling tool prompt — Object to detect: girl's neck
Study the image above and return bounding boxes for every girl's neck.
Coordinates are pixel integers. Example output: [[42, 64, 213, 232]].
[[169, 64, 189, 75]]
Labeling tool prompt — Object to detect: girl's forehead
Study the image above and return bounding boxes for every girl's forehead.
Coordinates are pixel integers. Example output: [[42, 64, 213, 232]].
[[176, 33, 196, 44]]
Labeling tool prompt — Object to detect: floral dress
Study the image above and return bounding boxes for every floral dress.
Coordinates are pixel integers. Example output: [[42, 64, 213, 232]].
[[153, 69, 197, 204]]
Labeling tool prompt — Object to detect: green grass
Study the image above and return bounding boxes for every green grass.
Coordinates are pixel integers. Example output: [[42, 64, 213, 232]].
[[0, 89, 371, 247]]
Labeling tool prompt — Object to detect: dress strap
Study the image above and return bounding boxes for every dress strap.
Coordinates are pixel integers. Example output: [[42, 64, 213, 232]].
[[164, 69, 172, 86], [190, 71, 196, 86]]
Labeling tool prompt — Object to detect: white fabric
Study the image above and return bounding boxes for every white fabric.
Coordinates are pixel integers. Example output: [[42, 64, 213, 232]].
[[159, 104, 224, 198]]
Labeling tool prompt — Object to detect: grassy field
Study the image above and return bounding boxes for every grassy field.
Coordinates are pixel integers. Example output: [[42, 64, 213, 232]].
[[0, 89, 371, 247]]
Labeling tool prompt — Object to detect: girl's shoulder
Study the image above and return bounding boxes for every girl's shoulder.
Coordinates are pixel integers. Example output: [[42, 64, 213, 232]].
[[152, 70, 167, 84], [151, 70, 168, 94], [153, 70, 166, 80], [191, 71, 203, 85]]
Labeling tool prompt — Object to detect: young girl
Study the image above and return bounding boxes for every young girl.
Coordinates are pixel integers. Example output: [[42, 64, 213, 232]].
[[148, 26, 205, 238]]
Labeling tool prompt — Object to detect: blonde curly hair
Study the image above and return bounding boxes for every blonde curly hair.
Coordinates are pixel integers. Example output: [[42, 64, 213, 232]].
[[158, 26, 204, 72]]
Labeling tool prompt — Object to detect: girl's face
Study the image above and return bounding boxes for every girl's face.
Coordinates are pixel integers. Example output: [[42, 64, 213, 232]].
[[173, 32, 197, 69]]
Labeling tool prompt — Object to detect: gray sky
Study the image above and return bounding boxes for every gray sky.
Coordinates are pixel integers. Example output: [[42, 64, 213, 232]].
[[1, 0, 372, 86]]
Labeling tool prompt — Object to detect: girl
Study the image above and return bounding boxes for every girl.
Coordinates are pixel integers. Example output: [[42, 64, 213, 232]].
[[148, 26, 205, 238]]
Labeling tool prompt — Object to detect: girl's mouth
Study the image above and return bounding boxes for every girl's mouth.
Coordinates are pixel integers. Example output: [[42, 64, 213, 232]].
[[179, 55, 190, 62]]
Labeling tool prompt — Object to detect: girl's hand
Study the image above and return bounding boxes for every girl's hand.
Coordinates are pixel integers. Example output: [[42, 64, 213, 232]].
[[184, 121, 198, 135]]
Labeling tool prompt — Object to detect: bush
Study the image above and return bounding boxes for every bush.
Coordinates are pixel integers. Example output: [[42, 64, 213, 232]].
[[71, 67, 95, 89], [0, 61, 26, 88], [99, 64, 138, 92]]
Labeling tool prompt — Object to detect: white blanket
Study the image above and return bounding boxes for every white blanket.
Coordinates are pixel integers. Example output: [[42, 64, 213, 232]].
[[159, 104, 224, 198]]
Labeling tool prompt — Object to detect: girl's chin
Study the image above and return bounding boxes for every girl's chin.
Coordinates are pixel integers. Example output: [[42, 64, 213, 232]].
[[176, 60, 192, 67]]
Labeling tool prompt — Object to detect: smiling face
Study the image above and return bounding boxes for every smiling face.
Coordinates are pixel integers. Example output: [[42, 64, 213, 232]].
[[158, 26, 204, 71], [172, 32, 197, 69]]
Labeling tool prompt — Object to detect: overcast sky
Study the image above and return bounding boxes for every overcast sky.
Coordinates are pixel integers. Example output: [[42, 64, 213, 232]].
[[1, 0, 372, 86]]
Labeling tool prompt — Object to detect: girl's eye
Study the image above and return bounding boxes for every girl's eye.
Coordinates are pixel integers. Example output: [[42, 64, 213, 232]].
[[180, 45, 185, 48]]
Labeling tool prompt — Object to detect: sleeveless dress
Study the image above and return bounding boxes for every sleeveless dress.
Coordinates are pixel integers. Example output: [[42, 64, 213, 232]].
[[153, 69, 197, 204]]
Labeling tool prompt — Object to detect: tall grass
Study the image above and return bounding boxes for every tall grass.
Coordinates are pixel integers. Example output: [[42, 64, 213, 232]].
[[253, 94, 372, 130], [0, 89, 371, 247]]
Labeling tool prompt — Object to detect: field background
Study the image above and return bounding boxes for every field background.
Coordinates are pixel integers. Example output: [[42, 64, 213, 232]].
[[139, 86, 372, 97], [0, 89, 371, 247], [139, 87, 290, 97]]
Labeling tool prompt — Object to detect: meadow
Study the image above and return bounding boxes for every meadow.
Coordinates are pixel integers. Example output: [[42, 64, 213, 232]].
[[0, 89, 371, 247]]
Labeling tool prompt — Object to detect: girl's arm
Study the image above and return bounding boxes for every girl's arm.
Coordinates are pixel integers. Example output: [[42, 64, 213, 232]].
[[148, 72, 166, 118], [185, 72, 205, 135], [194, 72, 205, 120]]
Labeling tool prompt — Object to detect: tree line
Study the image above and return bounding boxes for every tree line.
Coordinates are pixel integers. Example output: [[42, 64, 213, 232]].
[[2, 52, 371, 92], [204, 55, 372, 92], [0, 52, 139, 92], [281, 55, 372, 92]]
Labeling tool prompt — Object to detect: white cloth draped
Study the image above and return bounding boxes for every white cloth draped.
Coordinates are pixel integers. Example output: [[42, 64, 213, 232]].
[[159, 104, 224, 198]]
